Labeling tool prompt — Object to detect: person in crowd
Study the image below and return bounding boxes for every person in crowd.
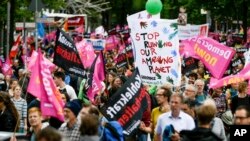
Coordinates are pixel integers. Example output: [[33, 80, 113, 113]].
[[4, 74, 12, 90], [181, 99, 196, 119], [194, 79, 209, 105], [0, 91, 19, 132], [203, 99, 227, 141], [211, 87, 227, 118], [108, 75, 126, 98], [106, 72, 117, 90], [8, 78, 19, 97], [11, 85, 28, 133], [221, 110, 233, 139], [0, 73, 7, 91], [12, 59, 22, 79], [150, 86, 172, 140], [155, 94, 195, 141], [180, 100, 223, 141], [59, 100, 82, 141], [225, 83, 238, 108], [18, 69, 29, 97], [183, 84, 197, 102], [79, 114, 100, 141], [234, 105, 250, 125], [53, 71, 77, 101], [27, 107, 49, 141], [231, 81, 250, 114], [36, 126, 62, 141], [187, 73, 198, 84]]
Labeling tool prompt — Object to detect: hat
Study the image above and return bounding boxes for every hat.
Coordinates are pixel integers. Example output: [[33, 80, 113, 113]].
[[221, 110, 233, 125], [64, 100, 81, 117]]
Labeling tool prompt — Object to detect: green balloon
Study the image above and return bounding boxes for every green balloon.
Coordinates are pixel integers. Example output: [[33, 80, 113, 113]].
[[145, 0, 163, 15]]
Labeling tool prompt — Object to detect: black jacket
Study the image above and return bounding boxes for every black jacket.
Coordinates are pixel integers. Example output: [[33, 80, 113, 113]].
[[180, 127, 223, 141], [0, 108, 17, 132]]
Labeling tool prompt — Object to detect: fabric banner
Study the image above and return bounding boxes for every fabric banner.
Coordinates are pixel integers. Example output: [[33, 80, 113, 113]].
[[115, 53, 128, 68], [178, 24, 209, 40], [27, 49, 64, 121], [209, 64, 250, 89], [54, 28, 85, 77], [87, 52, 105, 102], [1, 57, 13, 76], [100, 68, 150, 136], [86, 39, 105, 50], [182, 36, 235, 79], [128, 18, 181, 85], [76, 39, 96, 69]]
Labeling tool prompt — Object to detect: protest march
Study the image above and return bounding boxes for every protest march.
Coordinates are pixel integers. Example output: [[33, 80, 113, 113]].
[[0, 0, 250, 141]]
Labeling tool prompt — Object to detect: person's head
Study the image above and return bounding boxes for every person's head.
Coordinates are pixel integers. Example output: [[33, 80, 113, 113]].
[[13, 85, 22, 97], [196, 103, 217, 126], [9, 78, 19, 90], [111, 76, 124, 88], [194, 79, 205, 94], [231, 83, 239, 90], [53, 71, 65, 86], [155, 86, 172, 105], [181, 99, 196, 118], [188, 73, 198, 84], [170, 94, 184, 113], [18, 68, 25, 78], [107, 72, 117, 84], [238, 81, 248, 94], [212, 87, 223, 97], [184, 84, 197, 100], [28, 107, 43, 128], [80, 114, 99, 136], [80, 104, 99, 118], [36, 126, 62, 141], [64, 100, 82, 122], [0, 91, 19, 121], [60, 92, 70, 103], [234, 105, 250, 125]]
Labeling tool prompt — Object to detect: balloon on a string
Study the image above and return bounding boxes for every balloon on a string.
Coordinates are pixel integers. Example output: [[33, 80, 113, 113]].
[[145, 0, 163, 15]]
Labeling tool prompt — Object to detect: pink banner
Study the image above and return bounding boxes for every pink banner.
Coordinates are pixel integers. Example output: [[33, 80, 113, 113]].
[[76, 39, 96, 68], [87, 52, 105, 101], [28, 51, 55, 72], [209, 64, 250, 89], [1, 58, 13, 76], [105, 35, 119, 51], [27, 49, 64, 121], [183, 36, 235, 79]]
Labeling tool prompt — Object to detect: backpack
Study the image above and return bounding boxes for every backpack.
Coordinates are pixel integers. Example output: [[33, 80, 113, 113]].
[[100, 121, 124, 141]]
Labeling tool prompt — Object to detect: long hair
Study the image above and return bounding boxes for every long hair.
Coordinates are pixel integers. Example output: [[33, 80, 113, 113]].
[[0, 91, 20, 130]]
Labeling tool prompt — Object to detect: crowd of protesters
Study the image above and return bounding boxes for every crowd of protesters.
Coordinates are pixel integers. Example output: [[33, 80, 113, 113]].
[[0, 25, 250, 141]]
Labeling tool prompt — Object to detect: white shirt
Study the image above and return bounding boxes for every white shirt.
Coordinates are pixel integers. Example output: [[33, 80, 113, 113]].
[[59, 85, 77, 100], [155, 111, 195, 138]]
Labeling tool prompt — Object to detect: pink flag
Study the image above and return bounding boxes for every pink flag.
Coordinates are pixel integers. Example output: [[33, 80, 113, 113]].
[[10, 34, 21, 58], [75, 25, 84, 34], [87, 52, 105, 101], [182, 36, 235, 79], [105, 35, 119, 51], [28, 51, 55, 72], [1, 58, 13, 76], [209, 64, 250, 89], [76, 39, 96, 68], [27, 49, 64, 121]]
